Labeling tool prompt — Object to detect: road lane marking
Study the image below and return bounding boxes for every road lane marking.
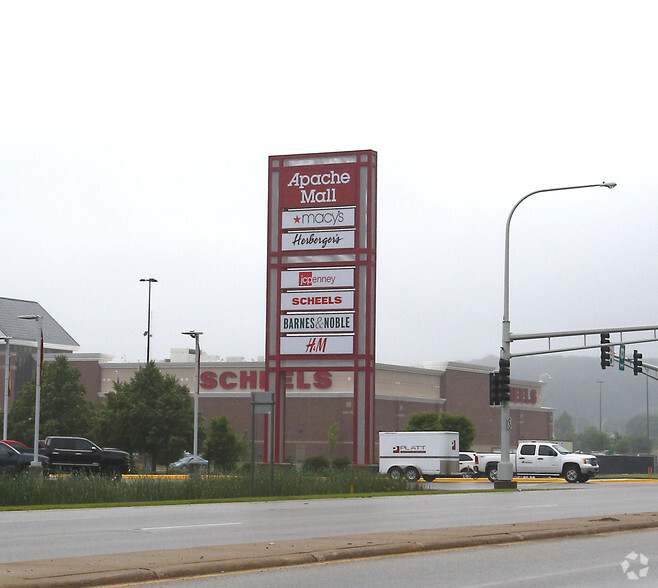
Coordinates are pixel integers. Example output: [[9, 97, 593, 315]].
[[139, 522, 241, 531]]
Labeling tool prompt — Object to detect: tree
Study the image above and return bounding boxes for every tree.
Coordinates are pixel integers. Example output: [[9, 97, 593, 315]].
[[554, 411, 576, 441], [575, 426, 611, 453], [405, 411, 476, 450], [438, 413, 476, 451], [405, 411, 441, 431], [327, 422, 340, 459], [204, 415, 243, 472], [8, 355, 94, 443], [95, 363, 194, 470], [625, 413, 658, 439]]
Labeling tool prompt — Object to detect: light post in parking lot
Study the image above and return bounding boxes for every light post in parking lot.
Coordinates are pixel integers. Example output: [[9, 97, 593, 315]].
[[140, 277, 157, 363], [182, 330, 202, 457], [498, 182, 616, 489], [17, 314, 43, 472], [1, 336, 11, 440]]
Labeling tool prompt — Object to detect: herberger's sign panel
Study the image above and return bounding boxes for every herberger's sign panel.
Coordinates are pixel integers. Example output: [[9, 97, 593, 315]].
[[280, 335, 354, 355], [278, 165, 358, 208], [281, 268, 354, 289], [281, 230, 355, 251]]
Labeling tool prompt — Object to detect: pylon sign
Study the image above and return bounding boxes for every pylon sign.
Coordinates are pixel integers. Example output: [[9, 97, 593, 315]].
[[266, 150, 377, 465]]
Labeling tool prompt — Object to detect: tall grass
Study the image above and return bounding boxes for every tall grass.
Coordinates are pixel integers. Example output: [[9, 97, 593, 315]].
[[0, 469, 417, 508]]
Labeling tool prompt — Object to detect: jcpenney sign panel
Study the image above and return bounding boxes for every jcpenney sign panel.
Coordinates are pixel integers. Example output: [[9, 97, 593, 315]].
[[281, 268, 354, 289]]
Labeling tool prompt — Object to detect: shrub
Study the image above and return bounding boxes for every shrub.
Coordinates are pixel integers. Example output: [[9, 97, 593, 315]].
[[302, 455, 330, 472], [331, 456, 351, 470]]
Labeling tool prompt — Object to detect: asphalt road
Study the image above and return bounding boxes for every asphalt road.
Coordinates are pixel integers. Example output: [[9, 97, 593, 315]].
[[0, 480, 655, 563], [2, 479, 658, 587], [119, 527, 658, 587]]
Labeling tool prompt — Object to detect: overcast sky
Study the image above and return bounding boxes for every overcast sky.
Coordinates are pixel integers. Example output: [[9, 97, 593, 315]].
[[2, 2, 657, 368]]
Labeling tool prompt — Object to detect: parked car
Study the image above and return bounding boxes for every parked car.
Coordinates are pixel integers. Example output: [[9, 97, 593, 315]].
[[169, 455, 209, 471], [459, 452, 479, 477], [40, 436, 131, 477], [0, 441, 49, 474], [1, 440, 30, 453]]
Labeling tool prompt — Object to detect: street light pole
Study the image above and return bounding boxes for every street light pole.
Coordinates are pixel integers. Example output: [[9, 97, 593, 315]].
[[597, 380, 604, 433], [18, 315, 43, 471], [499, 182, 616, 488], [1, 336, 11, 440], [182, 331, 202, 457], [140, 278, 158, 363]]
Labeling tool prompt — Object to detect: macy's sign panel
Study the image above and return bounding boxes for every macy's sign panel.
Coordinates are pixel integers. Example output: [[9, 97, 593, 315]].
[[200, 370, 332, 391]]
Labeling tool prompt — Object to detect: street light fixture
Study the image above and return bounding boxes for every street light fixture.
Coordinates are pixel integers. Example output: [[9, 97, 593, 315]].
[[498, 182, 616, 488], [17, 315, 43, 472], [1, 336, 11, 440], [140, 278, 158, 363], [182, 330, 203, 457]]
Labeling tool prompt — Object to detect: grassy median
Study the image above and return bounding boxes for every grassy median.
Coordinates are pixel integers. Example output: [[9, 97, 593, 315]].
[[0, 468, 426, 509]]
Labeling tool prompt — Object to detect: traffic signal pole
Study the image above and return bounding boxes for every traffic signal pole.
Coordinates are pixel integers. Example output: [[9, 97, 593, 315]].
[[498, 182, 616, 489]]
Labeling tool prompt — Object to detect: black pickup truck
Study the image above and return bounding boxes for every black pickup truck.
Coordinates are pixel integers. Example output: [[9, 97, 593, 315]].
[[40, 436, 130, 477]]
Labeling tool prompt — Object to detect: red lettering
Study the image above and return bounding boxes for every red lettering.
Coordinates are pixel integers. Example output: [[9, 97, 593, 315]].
[[219, 371, 237, 389], [200, 371, 217, 390], [240, 370, 258, 389], [313, 370, 332, 389], [296, 371, 311, 389], [285, 373, 294, 390], [530, 389, 537, 404], [260, 370, 268, 390], [291, 296, 343, 306]]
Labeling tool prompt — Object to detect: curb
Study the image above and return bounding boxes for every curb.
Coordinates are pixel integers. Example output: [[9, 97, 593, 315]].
[[2, 512, 658, 587]]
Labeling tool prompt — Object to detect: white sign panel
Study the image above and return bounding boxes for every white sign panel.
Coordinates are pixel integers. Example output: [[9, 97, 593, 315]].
[[280, 291, 354, 311], [280, 313, 354, 333], [281, 207, 356, 230], [281, 230, 355, 252], [281, 268, 354, 289], [280, 335, 354, 355]]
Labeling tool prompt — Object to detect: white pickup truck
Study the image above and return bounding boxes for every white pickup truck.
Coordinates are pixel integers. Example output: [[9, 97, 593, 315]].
[[479, 441, 599, 483]]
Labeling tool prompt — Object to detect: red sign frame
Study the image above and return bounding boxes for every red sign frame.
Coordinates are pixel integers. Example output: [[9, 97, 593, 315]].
[[266, 150, 377, 465]]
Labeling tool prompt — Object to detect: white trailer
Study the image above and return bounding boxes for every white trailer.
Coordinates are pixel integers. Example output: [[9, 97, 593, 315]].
[[378, 431, 460, 482]]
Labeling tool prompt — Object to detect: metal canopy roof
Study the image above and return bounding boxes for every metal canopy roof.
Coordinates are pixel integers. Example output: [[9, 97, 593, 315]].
[[0, 297, 79, 351]]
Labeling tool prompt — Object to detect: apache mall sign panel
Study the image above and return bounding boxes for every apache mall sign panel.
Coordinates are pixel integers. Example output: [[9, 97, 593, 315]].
[[266, 150, 377, 464]]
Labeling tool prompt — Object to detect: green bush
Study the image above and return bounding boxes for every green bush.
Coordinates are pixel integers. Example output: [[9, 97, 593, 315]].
[[302, 455, 331, 472], [331, 456, 351, 470]]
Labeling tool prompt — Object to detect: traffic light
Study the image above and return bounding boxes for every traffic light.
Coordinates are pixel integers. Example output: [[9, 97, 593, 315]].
[[600, 333, 611, 369], [498, 358, 511, 402], [489, 372, 500, 406], [633, 350, 643, 376]]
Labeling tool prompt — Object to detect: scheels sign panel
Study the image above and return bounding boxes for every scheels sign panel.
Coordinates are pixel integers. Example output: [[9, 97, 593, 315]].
[[280, 291, 354, 311]]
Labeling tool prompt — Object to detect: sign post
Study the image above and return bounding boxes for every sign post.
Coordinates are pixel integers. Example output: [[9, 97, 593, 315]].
[[250, 392, 274, 495]]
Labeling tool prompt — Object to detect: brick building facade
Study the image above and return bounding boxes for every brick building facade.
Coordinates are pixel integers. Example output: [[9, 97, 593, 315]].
[[66, 355, 553, 462]]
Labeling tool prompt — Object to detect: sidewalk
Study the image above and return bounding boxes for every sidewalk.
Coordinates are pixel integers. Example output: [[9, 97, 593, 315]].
[[2, 511, 658, 587]]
